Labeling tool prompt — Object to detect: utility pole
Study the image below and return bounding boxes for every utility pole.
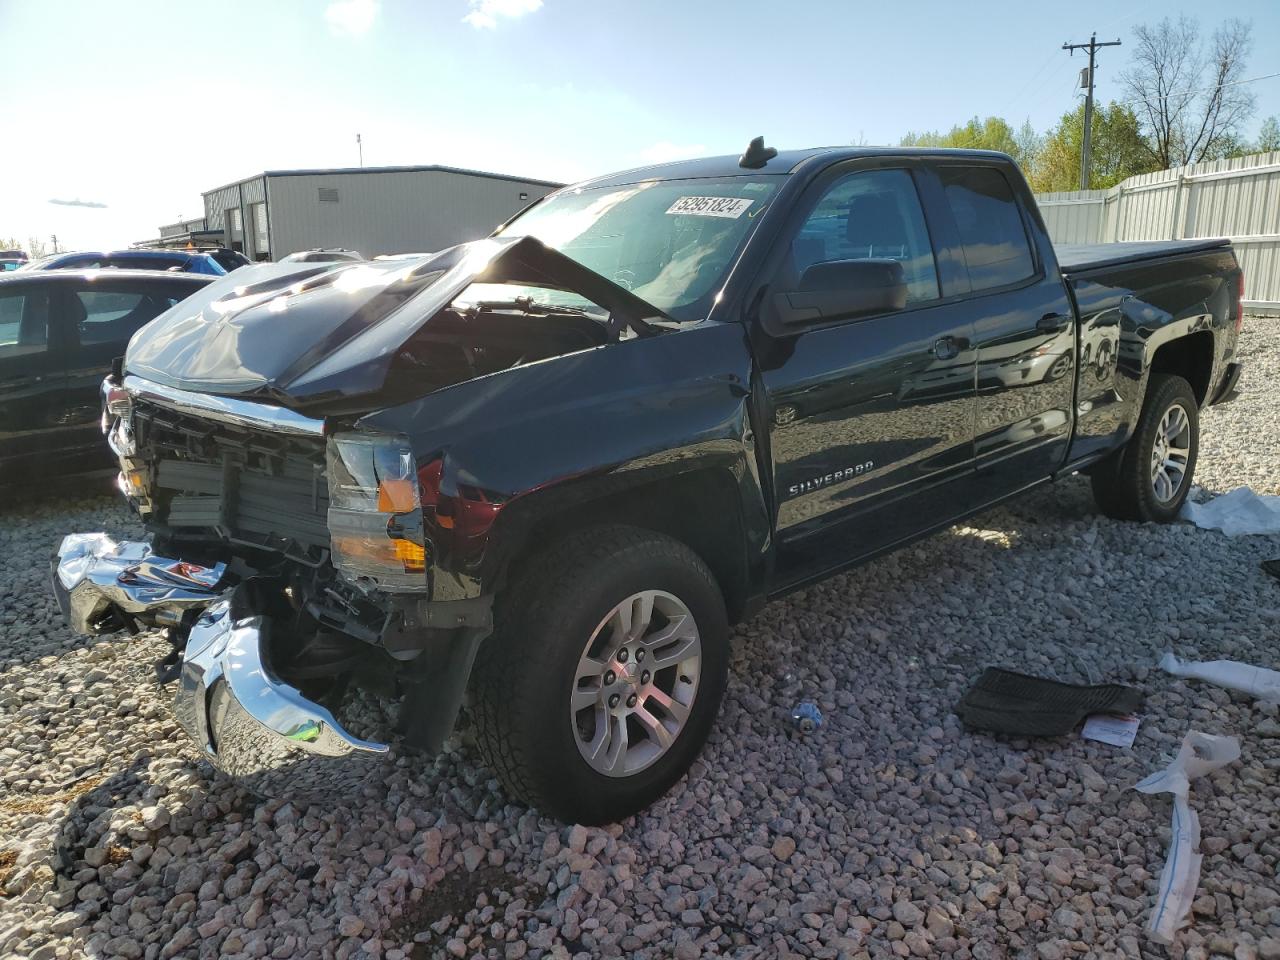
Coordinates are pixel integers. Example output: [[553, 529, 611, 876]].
[[50, 234, 58, 254], [1063, 33, 1121, 190], [356, 133, 363, 168]]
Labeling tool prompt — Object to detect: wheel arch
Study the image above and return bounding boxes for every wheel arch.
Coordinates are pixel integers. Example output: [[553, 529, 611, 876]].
[[1148, 329, 1215, 406], [496, 465, 761, 625]]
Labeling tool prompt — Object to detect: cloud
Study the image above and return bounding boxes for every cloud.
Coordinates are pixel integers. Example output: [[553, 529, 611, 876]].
[[639, 141, 708, 165], [463, 0, 542, 30], [48, 198, 108, 209], [325, 0, 379, 37]]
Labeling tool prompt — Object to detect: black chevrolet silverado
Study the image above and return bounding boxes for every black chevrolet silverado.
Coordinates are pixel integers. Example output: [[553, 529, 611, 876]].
[[53, 142, 1244, 824]]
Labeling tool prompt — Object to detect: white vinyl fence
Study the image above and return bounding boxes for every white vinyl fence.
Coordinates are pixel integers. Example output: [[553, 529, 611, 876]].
[[1036, 151, 1280, 312]]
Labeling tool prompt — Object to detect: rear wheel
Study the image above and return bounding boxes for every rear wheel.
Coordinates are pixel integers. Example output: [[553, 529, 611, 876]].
[[470, 525, 728, 824], [1091, 373, 1199, 522]]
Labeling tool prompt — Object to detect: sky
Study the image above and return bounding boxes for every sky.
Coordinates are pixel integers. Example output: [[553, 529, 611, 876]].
[[2, 0, 1278, 251]]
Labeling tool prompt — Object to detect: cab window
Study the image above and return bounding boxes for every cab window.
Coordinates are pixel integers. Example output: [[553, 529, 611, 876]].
[[782, 168, 940, 310], [937, 166, 1036, 292]]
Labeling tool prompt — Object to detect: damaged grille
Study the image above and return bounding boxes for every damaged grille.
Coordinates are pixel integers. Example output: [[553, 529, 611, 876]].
[[133, 399, 330, 561]]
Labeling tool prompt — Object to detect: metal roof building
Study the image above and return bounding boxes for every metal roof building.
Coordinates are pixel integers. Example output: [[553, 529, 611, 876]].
[[198, 164, 563, 261]]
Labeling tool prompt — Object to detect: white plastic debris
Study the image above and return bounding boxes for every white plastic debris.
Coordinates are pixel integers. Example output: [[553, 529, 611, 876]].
[[1133, 731, 1240, 944], [1180, 486, 1280, 536], [1160, 652, 1280, 703], [1081, 713, 1140, 747]]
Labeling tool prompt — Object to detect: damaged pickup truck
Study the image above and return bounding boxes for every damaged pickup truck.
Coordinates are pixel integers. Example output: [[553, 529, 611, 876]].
[[53, 141, 1244, 824]]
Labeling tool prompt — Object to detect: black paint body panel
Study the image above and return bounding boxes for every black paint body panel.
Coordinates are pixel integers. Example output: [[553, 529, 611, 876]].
[[108, 149, 1243, 619]]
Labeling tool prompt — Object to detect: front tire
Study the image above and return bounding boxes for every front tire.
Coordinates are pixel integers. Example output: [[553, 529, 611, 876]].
[[1091, 373, 1199, 522], [471, 525, 729, 824]]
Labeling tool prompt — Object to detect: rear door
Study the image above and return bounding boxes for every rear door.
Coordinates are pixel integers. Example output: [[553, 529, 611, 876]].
[[754, 160, 979, 590], [0, 281, 65, 481], [56, 277, 201, 458], [925, 163, 1076, 493]]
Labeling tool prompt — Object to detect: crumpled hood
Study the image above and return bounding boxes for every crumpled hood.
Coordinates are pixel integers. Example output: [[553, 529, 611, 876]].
[[125, 237, 665, 413]]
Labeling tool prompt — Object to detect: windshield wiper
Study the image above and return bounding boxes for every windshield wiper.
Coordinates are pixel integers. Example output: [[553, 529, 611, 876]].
[[462, 296, 606, 320]]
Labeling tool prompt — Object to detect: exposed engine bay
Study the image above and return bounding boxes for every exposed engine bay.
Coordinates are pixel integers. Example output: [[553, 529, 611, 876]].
[[388, 300, 613, 395]]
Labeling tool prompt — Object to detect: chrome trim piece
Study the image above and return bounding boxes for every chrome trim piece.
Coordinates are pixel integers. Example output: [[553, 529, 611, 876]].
[[174, 602, 390, 800], [122, 374, 325, 437], [54, 533, 226, 635], [53, 533, 390, 800]]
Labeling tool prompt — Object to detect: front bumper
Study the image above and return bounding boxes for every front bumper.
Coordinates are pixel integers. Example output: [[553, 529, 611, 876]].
[[53, 534, 390, 800]]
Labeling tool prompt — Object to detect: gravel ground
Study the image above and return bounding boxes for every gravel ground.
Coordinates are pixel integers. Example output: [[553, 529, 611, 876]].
[[2, 318, 1278, 960]]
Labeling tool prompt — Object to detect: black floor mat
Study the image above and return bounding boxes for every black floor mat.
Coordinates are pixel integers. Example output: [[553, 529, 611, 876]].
[[955, 667, 1144, 737]]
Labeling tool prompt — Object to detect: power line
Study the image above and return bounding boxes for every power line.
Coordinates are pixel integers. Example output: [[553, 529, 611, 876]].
[[1064, 34, 1122, 190], [1115, 71, 1280, 109]]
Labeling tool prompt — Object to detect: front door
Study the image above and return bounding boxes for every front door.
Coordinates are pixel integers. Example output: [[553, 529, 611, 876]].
[[753, 164, 979, 591], [0, 282, 65, 482]]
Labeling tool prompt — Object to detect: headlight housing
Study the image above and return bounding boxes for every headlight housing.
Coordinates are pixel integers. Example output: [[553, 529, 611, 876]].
[[326, 432, 428, 591]]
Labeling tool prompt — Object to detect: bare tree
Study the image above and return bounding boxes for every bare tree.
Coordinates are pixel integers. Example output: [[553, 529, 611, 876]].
[[1121, 16, 1255, 167]]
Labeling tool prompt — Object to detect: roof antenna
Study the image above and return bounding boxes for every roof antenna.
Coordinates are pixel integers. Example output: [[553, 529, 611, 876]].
[[739, 136, 777, 170]]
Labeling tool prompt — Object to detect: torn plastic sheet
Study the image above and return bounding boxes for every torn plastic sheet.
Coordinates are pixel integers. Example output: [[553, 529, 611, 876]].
[[1180, 486, 1280, 536], [1160, 652, 1280, 703], [1134, 731, 1240, 944]]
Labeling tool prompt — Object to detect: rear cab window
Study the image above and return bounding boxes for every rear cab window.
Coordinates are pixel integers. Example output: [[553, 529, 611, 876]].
[[936, 166, 1036, 292]]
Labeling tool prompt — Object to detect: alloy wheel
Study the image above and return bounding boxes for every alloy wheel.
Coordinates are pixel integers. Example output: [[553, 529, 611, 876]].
[[1151, 401, 1192, 502], [570, 590, 702, 778]]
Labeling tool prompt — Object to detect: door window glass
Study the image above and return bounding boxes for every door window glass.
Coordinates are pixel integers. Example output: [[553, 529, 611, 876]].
[[0, 290, 50, 358], [789, 169, 939, 307], [937, 166, 1035, 291], [74, 289, 177, 346]]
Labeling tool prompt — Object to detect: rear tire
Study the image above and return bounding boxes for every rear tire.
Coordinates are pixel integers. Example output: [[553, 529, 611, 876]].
[[470, 525, 728, 824], [1090, 373, 1199, 522]]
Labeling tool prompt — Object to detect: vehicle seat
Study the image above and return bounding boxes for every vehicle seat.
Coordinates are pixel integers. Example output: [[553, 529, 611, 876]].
[[845, 194, 907, 259]]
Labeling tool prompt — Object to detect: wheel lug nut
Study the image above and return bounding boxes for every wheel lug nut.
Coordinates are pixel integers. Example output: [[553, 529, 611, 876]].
[[604, 671, 615, 685], [609, 693, 620, 708], [641, 671, 650, 684], [617, 648, 629, 663], [636, 649, 645, 662], [626, 694, 638, 708]]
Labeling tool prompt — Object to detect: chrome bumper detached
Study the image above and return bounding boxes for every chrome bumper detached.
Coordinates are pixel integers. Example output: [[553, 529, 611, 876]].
[[53, 534, 390, 800], [54, 533, 226, 635]]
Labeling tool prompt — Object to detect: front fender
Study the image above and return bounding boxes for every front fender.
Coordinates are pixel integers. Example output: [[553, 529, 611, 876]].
[[356, 321, 766, 602]]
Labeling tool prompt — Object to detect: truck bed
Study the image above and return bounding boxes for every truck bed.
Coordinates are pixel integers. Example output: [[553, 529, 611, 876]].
[[1055, 238, 1230, 274]]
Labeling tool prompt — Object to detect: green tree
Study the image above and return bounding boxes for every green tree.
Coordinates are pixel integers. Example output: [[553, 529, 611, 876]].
[[1029, 102, 1157, 192], [900, 116, 1020, 156], [1256, 116, 1280, 153]]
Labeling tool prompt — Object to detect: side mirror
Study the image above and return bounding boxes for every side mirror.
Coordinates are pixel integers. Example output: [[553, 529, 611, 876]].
[[773, 258, 907, 327]]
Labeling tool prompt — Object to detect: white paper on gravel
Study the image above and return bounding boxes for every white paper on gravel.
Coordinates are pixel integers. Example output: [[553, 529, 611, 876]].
[[1133, 731, 1241, 944], [1179, 486, 1280, 536], [1160, 652, 1280, 703], [1081, 713, 1140, 747]]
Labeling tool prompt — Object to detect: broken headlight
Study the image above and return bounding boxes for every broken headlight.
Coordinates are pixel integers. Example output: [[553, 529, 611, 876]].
[[326, 432, 428, 592]]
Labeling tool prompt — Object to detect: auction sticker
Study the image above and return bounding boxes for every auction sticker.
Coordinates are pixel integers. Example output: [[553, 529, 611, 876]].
[[666, 196, 754, 219]]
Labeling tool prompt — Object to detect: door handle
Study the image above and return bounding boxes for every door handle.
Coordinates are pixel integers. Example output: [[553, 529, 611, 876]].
[[1037, 313, 1070, 334], [933, 336, 966, 361]]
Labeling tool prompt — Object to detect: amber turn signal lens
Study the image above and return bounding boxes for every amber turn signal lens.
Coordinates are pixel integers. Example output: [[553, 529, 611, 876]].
[[377, 478, 418, 513]]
